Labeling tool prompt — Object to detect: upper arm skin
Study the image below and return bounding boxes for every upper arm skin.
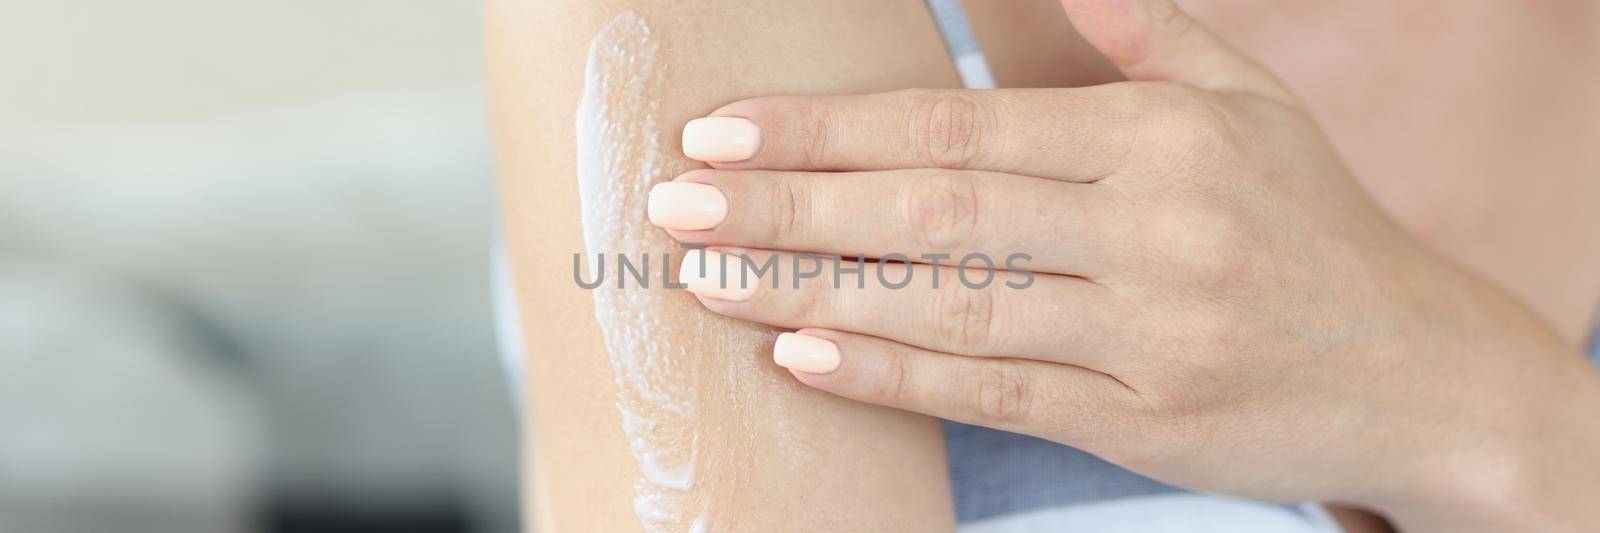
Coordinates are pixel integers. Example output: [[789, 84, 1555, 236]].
[[485, 1, 961, 531], [961, 0, 1123, 88]]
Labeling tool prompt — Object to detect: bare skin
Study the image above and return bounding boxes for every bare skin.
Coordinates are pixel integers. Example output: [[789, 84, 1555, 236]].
[[658, 0, 1600, 531], [960, 2, 1597, 529], [967, 0, 1600, 342], [491, 0, 1598, 530], [485, 0, 959, 530]]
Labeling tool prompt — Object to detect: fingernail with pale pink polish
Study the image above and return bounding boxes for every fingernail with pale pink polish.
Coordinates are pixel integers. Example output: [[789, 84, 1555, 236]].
[[682, 117, 762, 162], [774, 332, 841, 374], [678, 249, 758, 302], [649, 182, 728, 230]]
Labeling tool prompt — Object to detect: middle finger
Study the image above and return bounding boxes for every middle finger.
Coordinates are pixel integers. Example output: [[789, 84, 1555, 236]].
[[649, 168, 1126, 279]]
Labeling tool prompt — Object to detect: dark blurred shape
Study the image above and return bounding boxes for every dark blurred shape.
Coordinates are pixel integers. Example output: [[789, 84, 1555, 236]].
[[263, 489, 473, 533]]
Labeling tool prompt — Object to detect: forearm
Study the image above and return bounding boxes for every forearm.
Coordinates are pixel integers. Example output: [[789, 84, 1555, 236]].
[[485, 0, 961, 530]]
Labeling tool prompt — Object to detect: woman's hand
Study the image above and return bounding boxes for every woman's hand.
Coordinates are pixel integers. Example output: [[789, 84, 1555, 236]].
[[647, 0, 1600, 529]]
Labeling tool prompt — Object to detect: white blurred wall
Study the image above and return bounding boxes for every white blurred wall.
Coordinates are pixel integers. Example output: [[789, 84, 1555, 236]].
[[0, 2, 515, 531]]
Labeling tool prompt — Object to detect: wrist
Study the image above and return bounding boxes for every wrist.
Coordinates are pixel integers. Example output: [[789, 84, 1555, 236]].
[[1380, 436, 1539, 532], [1349, 254, 1600, 531], [1376, 350, 1600, 532]]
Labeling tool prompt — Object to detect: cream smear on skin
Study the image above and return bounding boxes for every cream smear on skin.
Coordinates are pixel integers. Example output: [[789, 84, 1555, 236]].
[[576, 12, 710, 532]]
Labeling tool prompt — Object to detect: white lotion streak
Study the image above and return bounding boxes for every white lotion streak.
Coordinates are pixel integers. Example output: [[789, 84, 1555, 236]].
[[576, 12, 708, 532]]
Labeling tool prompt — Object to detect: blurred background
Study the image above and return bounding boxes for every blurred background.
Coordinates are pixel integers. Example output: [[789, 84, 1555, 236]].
[[1, 2, 518, 532]]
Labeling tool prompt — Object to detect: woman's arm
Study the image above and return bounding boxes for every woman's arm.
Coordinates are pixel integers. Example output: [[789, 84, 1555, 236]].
[[485, 1, 961, 530]]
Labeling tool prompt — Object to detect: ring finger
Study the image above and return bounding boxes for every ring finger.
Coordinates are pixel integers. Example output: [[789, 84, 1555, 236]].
[[677, 247, 1127, 369]]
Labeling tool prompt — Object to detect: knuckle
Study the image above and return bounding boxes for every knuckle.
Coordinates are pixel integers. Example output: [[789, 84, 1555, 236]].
[[801, 101, 838, 169], [875, 345, 915, 405], [909, 91, 987, 169], [787, 274, 831, 323], [1177, 98, 1240, 154], [767, 174, 808, 242], [970, 361, 1033, 424], [901, 173, 980, 251], [933, 283, 995, 353], [1151, 1, 1198, 42], [1140, 83, 1239, 158], [1100, 392, 1196, 469], [1148, 401, 1218, 462], [1139, 201, 1254, 283]]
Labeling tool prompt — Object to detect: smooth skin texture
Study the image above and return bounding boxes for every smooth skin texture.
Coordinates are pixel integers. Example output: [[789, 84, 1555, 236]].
[[485, 0, 960, 530], [966, 0, 1600, 344], [657, 0, 1600, 531]]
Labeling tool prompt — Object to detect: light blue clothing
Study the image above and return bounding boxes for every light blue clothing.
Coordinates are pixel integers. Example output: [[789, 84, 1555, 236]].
[[1591, 324, 1600, 365]]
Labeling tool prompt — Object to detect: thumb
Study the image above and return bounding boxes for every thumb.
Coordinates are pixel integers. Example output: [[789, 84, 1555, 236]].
[[1058, 0, 1295, 102]]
